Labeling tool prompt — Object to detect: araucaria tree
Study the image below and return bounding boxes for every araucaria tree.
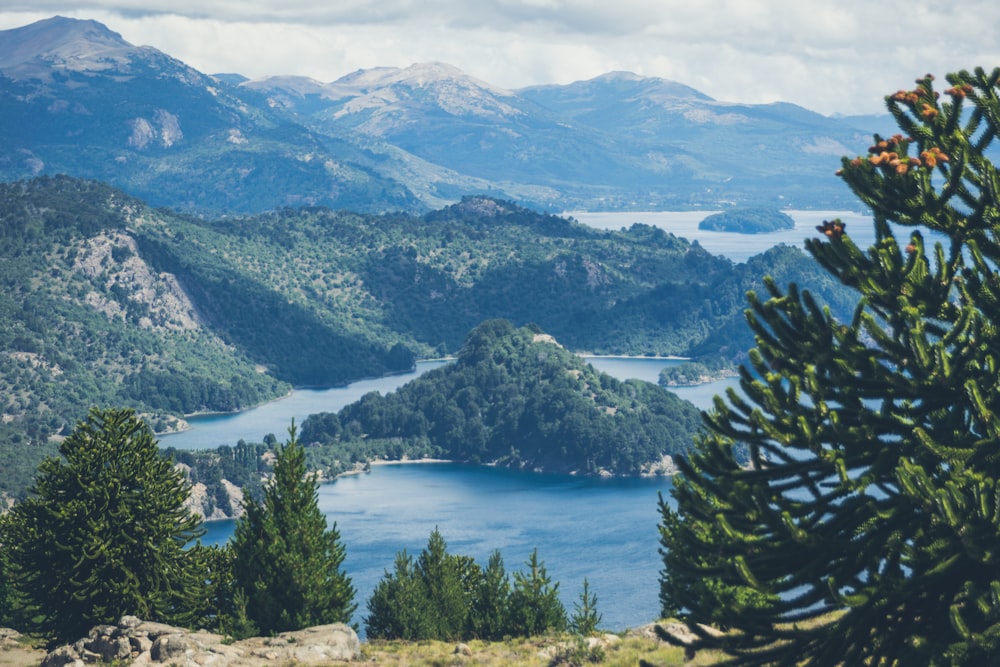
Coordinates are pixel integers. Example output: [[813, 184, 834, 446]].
[[1, 408, 206, 643], [231, 421, 355, 635], [659, 67, 1000, 665]]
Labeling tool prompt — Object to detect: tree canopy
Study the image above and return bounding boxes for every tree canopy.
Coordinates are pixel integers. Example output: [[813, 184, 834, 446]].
[[301, 319, 704, 475], [365, 529, 569, 641], [1, 408, 206, 642], [697, 208, 795, 234], [659, 67, 1000, 665], [230, 422, 355, 635]]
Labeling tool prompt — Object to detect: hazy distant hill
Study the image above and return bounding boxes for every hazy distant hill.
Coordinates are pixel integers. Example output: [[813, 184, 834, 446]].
[[0, 16, 887, 215]]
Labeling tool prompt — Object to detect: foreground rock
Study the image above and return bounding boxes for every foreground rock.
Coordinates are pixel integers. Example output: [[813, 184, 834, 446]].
[[41, 616, 360, 667]]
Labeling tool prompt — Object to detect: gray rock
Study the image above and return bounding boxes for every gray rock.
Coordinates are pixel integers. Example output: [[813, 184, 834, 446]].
[[40, 645, 83, 667], [89, 635, 132, 661], [129, 635, 153, 655], [41, 618, 361, 667], [150, 634, 191, 662], [119, 616, 142, 630], [0, 628, 21, 641]]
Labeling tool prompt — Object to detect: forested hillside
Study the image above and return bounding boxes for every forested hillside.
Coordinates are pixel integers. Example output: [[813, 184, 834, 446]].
[[0, 177, 289, 501], [301, 320, 704, 475], [0, 175, 854, 502]]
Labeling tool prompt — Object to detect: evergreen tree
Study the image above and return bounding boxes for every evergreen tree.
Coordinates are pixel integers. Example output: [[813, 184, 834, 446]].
[[364, 529, 474, 641], [365, 551, 434, 640], [469, 550, 511, 640], [659, 67, 1000, 665], [509, 548, 566, 637], [1, 408, 205, 642], [231, 421, 355, 635], [416, 528, 471, 640], [569, 578, 602, 636]]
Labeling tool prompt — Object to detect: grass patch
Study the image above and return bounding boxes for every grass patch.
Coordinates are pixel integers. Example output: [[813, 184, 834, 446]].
[[359, 629, 727, 666]]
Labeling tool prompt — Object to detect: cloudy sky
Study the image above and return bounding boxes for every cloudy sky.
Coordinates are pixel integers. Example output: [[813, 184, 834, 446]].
[[1, 1, 998, 116]]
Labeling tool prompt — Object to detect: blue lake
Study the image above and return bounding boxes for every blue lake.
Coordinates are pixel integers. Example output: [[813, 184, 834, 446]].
[[169, 210, 848, 633], [159, 357, 737, 450], [179, 357, 740, 634], [569, 209, 875, 263]]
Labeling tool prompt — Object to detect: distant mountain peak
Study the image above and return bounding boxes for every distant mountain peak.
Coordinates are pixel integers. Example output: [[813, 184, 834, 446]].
[[591, 70, 647, 82], [0, 16, 137, 77], [330, 62, 513, 97]]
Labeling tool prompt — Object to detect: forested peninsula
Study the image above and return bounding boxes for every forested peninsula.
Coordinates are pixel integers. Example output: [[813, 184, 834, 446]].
[[301, 320, 703, 476], [0, 176, 855, 504]]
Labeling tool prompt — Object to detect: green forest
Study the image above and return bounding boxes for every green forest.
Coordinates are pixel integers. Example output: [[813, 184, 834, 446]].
[[0, 175, 854, 503], [6, 61, 1000, 666], [301, 320, 704, 476]]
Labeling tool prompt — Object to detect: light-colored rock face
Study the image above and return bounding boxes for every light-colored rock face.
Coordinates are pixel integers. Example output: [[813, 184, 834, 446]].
[[41, 616, 361, 667], [175, 464, 246, 521], [73, 230, 201, 331]]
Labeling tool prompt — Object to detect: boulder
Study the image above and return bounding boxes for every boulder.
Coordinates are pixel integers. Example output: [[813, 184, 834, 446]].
[[40, 617, 361, 667], [39, 645, 82, 667]]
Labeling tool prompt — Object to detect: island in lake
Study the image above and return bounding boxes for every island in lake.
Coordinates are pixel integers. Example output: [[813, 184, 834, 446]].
[[698, 208, 796, 234]]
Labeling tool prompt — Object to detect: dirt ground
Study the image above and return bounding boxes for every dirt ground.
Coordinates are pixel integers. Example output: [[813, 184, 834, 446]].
[[0, 643, 44, 667]]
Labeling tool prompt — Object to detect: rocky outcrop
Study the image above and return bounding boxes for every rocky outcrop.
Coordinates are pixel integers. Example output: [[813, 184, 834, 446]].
[[41, 616, 360, 667]]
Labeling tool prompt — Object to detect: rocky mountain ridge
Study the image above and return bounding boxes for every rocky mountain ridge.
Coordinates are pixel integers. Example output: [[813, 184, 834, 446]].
[[1, 16, 881, 215]]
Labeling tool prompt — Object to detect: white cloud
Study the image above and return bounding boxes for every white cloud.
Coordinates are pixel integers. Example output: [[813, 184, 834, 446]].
[[2, 1, 1000, 115]]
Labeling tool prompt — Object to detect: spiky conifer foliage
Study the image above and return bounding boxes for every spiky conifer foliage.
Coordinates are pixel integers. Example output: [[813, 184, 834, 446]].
[[230, 422, 355, 634], [509, 548, 567, 637], [658, 67, 1000, 665], [1, 408, 205, 642]]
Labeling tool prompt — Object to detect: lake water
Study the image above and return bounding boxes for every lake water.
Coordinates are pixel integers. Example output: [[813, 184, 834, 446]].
[[161, 357, 738, 450], [569, 209, 875, 263], [170, 210, 827, 633], [198, 463, 677, 635], [181, 356, 741, 634]]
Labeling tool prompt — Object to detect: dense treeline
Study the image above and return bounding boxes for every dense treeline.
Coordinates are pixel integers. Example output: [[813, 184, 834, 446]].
[[365, 529, 577, 641], [301, 320, 704, 475], [658, 360, 736, 387], [0, 175, 854, 501]]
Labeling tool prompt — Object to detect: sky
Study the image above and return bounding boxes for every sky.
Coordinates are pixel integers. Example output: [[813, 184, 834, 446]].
[[1, 1, 999, 116]]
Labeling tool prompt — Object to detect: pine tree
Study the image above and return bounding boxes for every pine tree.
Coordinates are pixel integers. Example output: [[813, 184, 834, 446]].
[[364, 550, 434, 640], [659, 67, 1000, 665], [1, 408, 206, 642], [569, 578, 602, 636], [364, 529, 475, 641], [469, 550, 511, 640], [231, 421, 355, 635], [509, 548, 566, 637], [416, 528, 472, 640]]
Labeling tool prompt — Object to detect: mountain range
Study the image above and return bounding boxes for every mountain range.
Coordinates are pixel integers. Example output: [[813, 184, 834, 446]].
[[0, 16, 888, 215]]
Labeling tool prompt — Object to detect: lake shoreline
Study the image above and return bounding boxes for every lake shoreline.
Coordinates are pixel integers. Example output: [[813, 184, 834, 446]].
[[158, 354, 687, 439]]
